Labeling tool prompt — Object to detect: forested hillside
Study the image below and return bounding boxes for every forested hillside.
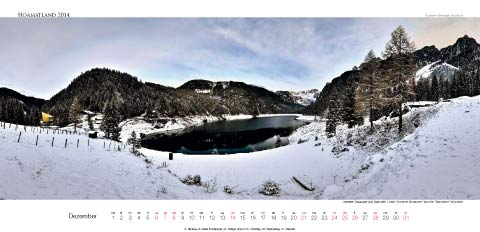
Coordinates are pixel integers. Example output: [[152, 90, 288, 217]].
[[40, 68, 301, 126], [0, 88, 45, 126]]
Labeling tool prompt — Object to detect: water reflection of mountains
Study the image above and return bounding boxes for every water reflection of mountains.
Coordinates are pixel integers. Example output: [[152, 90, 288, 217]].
[[141, 127, 298, 155], [141, 116, 308, 154]]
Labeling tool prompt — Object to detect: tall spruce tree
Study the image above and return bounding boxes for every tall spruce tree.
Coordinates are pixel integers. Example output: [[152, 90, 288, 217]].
[[69, 96, 81, 132], [341, 83, 358, 128], [101, 96, 121, 141], [475, 71, 480, 95], [430, 75, 439, 101], [87, 114, 94, 130], [325, 88, 342, 138], [128, 130, 140, 153], [451, 75, 458, 98], [382, 25, 417, 134]]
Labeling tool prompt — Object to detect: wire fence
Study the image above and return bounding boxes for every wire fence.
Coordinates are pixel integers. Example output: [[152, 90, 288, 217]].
[[0, 121, 129, 152]]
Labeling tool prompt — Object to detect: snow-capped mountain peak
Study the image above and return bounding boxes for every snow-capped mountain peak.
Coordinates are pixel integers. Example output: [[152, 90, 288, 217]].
[[415, 60, 459, 81], [276, 89, 319, 106]]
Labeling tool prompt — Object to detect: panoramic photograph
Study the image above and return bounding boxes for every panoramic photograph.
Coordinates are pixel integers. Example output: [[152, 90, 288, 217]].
[[0, 18, 479, 199]]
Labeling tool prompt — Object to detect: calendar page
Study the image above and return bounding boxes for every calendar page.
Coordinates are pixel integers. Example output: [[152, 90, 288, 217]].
[[0, 0, 479, 231], [0, 200, 477, 231]]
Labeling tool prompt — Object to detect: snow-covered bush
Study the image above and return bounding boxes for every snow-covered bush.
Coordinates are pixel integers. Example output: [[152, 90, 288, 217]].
[[297, 138, 308, 144], [331, 146, 349, 156], [160, 187, 167, 194], [223, 185, 237, 194], [259, 180, 281, 196], [193, 175, 201, 184], [155, 187, 167, 198], [203, 178, 218, 193], [181, 174, 202, 186], [359, 164, 370, 173], [144, 158, 152, 165]]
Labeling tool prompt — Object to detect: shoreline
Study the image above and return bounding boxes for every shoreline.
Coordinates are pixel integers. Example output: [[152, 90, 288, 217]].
[[119, 113, 311, 144]]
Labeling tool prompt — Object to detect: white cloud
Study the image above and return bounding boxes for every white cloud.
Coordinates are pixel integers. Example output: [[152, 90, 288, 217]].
[[0, 18, 478, 99]]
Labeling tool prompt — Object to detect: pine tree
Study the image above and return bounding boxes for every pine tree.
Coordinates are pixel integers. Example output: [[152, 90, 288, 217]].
[[341, 83, 358, 128], [325, 88, 342, 138], [252, 99, 260, 118], [128, 130, 140, 153], [430, 75, 439, 101], [101, 97, 121, 141], [475, 71, 480, 95], [382, 25, 417, 134], [87, 114, 94, 130], [69, 96, 81, 132], [451, 75, 458, 98], [456, 72, 467, 97], [128, 131, 141, 154]]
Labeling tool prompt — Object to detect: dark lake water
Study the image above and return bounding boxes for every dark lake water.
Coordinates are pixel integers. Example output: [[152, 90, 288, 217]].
[[140, 116, 308, 154]]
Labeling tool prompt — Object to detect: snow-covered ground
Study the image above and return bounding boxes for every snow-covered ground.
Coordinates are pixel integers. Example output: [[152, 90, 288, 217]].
[[336, 96, 480, 199], [0, 96, 479, 199]]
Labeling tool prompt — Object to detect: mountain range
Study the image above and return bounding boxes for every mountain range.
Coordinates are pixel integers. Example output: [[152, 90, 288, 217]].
[[303, 35, 480, 115], [0, 87, 45, 108], [1, 68, 303, 126], [275, 89, 319, 106], [1, 35, 479, 125], [0, 87, 45, 125]]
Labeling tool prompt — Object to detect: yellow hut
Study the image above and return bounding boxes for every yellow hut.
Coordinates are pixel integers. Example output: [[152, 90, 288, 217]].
[[41, 112, 54, 124]]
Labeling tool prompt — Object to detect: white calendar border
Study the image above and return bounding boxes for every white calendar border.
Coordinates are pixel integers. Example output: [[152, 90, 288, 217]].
[[1, 0, 480, 231], [0, 200, 477, 231], [0, 0, 478, 17]]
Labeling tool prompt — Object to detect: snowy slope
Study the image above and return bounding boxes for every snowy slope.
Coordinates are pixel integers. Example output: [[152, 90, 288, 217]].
[[332, 96, 480, 199], [416, 60, 459, 80], [1, 96, 479, 199], [0, 125, 197, 199]]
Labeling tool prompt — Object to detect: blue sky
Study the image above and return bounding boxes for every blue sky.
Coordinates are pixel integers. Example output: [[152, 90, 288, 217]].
[[0, 18, 479, 99]]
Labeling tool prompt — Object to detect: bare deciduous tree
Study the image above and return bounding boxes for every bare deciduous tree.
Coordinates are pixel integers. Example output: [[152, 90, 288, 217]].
[[382, 25, 417, 134]]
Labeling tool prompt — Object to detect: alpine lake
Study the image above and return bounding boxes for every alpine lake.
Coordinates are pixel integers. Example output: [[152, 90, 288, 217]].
[[140, 116, 308, 155]]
